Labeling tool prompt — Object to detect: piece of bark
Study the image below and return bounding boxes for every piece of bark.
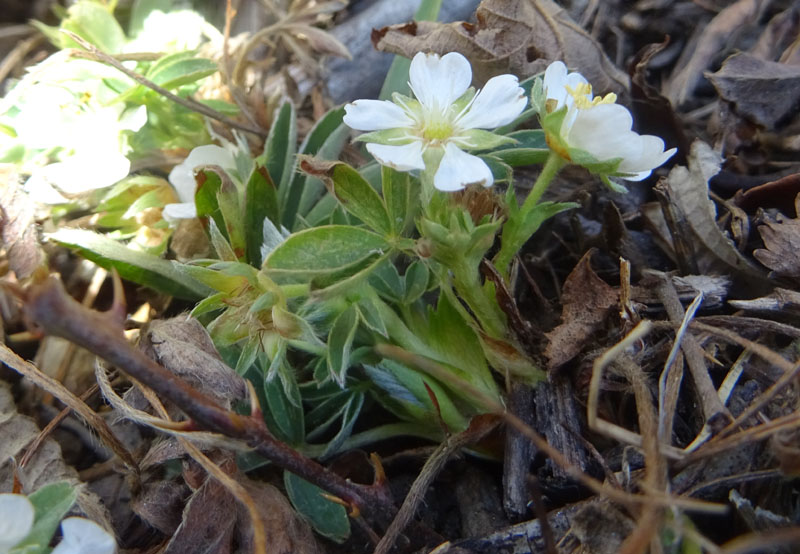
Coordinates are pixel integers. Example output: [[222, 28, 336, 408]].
[[429, 499, 580, 553], [325, 0, 480, 103], [502, 382, 534, 522], [534, 374, 594, 482]]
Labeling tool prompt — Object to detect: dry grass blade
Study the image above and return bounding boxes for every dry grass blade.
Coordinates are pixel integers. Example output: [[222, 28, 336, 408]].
[[655, 272, 732, 432], [0, 344, 139, 473], [374, 417, 498, 554], [720, 527, 800, 553]]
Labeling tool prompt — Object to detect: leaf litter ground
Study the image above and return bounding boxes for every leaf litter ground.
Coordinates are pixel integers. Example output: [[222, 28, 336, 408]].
[[2, 0, 800, 552]]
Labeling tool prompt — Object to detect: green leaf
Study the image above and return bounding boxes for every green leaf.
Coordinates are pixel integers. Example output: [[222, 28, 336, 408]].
[[284, 472, 350, 543], [265, 226, 390, 280], [263, 366, 304, 444], [208, 219, 237, 262], [319, 391, 364, 458], [261, 101, 297, 191], [281, 107, 347, 228], [217, 178, 245, 261], [146, 53, 218, 90], [172, 262, 248, 295], [403, 261, 429, 303], [327, 305, 359, 385], [382, 166, 418, 236], [368, 260, 404, 302], [356, 295, 388, 337], [366, 360, 469, 431], [310, 251, 389, 299], [328, 164, 391, 235], [60, 2, 126, 53], [481, 155, 513, 183], [194, 167, 225, 237], [49, 229, 211, 299], [244, 165, 279, 266], [15, 482, 77, 553]]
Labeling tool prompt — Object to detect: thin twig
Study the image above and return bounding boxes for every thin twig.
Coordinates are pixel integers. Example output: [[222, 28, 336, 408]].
[[61, 31, 267, 138], [19, 276, 395, 524]]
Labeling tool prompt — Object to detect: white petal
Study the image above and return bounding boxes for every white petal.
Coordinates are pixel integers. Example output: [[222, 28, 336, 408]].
[[456, 74, 527, 130], [568, 104, 638, 161], [168, 165, 197, 203], [163, 201, 197, 222], [408, 52, 472, 110], [366, 141, 426, 171], [23, 174, 70, 204], [52, 517, 116, 554], [344, 99, 413, 131], [0, 494, 35, 549], [37, 151, 130, 194], [618, 135, 676, 174], [433, 143, 493, 191], [182, 144, 236, 170], [168, 145, 235, 202], [543, 61, 588, 112]]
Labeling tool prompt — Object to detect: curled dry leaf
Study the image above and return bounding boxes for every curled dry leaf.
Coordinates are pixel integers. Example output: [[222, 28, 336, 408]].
[[754, 210, 800, 282], [628, 38, 689, 164], [135, 316, 248, 412], [371, 0, 628, 93], [660, 141, 766, 279], [0, 175, 45, 280], [664, 0, 767, 106], [544, 249, 619, 371], [707, 53, 800, 130]]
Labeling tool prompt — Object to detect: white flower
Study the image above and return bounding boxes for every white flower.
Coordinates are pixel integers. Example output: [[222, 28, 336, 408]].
[[343, 52, 526, 191], [125, 9, 214, 53], [164, 144, 237, 222], [51, 517, 116, 554], [0, 493, 34, 552], [540, 61, 676, 181], [10, 53, 147, 203]]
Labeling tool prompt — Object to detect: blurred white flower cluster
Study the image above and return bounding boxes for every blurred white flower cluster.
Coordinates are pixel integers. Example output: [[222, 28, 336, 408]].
[[0, 493, 115, 554]]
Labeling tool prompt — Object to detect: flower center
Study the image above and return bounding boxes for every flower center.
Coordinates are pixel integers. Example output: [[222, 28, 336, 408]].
[[565, 83, 617, 110], [421, 117, 454, 143]]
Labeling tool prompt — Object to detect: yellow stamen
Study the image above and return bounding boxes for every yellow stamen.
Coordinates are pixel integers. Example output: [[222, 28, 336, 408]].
[[566, 83, 617, 110]]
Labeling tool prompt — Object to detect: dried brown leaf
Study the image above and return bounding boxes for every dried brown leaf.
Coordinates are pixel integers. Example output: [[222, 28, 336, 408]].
[[236, 476, 321, 554], [0, 175, 45, 280], [661, 141, 765, 279], [629, 39, 689, 165], [283, 24, 351, 60], [665, 0, 767, 106], [136, 317, 248, 411], [707, 53, 800, 129], [754, 212, 800, 280], [165, 475, 237, 554], [372, 0, 627, 93], [544, 249, 619, 370]]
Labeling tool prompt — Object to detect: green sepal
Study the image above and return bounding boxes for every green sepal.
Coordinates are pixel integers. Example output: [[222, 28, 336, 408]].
[[354, 128, 415, 147], [458, 129, 517, 151]]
